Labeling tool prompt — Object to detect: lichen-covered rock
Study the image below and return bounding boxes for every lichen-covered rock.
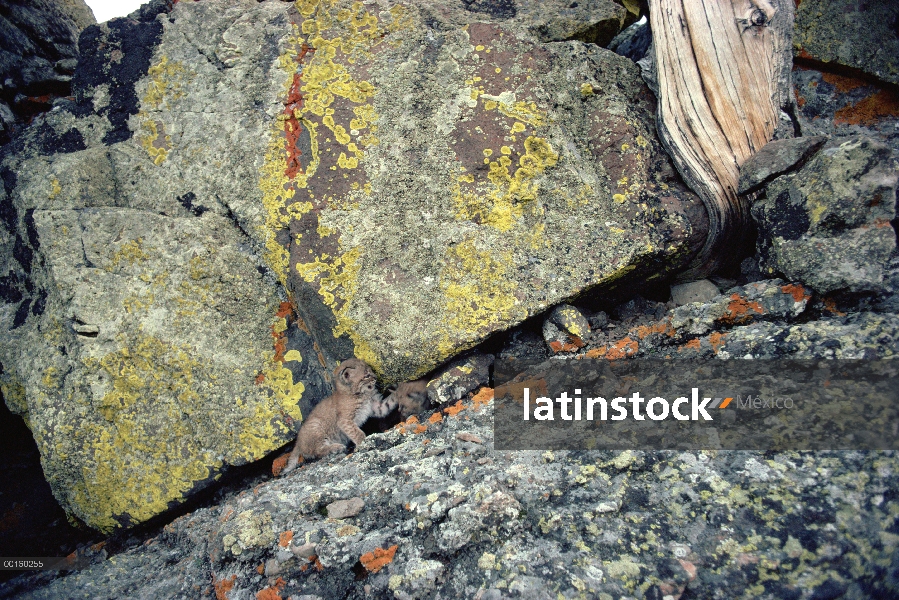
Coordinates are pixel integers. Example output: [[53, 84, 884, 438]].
[[794, 0, 899, 86], [425, 351, 492, 406], [266, 0, 704, 381], [542, 303, 590, 353], [416, 0, 639, 46], [737, 135, 827, 195], [674, 311, 899, 360], [752, 136, 899, 295], [0, 0, 96, 141], [8, 391, 899, 599], [608, 17, 650, 62], [0, 0, 704, 532], [575, 279, 813, 360], [792, 65, 899, 155], [668, 279, 811, 338], [0, 1, 331, 532]]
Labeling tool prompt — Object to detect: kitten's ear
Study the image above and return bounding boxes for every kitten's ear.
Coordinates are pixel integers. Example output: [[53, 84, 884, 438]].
[[339, 364, 353, 382], [386, 384, 398, 394]]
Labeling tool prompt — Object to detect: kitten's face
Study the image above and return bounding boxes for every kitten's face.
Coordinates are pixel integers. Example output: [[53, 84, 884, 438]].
[[335, 358, 378, 396], [389, 381, 429, 419]]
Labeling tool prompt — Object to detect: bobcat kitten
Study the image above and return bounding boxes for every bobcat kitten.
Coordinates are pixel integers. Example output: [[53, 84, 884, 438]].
[[282, 359, 389, 474], [385, 379, 430, 419]]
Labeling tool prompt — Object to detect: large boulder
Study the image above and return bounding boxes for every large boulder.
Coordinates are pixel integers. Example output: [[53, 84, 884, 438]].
[[0, 0, 96, 141], [793, 0, 899, 86], [0, 1, 332, 532], [270, 0, 703, 382], [0, 0, 704, 531], [749, 136, 899, 296], [415, 0, 639, 46]]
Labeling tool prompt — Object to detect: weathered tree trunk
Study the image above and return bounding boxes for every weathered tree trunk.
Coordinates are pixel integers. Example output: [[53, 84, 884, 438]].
[[649, 0, 794, 278]]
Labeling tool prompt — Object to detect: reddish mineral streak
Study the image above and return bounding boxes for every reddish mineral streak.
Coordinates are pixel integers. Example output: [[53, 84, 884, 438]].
[[283, 44, 314, 180]]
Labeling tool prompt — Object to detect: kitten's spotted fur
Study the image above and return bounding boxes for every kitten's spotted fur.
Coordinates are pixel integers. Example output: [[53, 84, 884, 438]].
[[282, 359, 390, 474]]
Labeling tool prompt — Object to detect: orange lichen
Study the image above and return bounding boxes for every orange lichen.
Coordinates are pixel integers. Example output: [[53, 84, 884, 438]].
[[428, 412, 443, 424], [395, 415, 422, 434], [414, 424, 428, 434], [632, 320, 675, 340], [823, 297, 847, 316], [279, 530, 293, 548], [275, 301, 293, 319], [582, 346, 607, 359], [781, 283, 811, 303], [271, 454, 291, 476], [360, 545, 398, 573], [214, 574, 237, 600], [444, 400, 466, 416], [821, 72, 867, 93], [678, 338, 702, 352], [834, 90, 899, 126], [282, 45, 313, 180], [605, 337, 638, 360], [256, 563, 265, 575], [722, 294, 764, 324], [472, 387, 494, 410], [794, 87, 806, 108], [256, 577, 286, 600], [709, 332, 727, 353], [549, 337, 585, 353]]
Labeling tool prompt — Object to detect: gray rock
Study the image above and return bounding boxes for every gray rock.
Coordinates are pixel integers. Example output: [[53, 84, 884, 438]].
[[291, 542, 318, 560], [794, 0, 899, 86], [738, 136, 827, 195], [0, 0, 95, 138], [426, 352, 493, 406], [669, 279, 812, 338], [752, 136, 899, 295], [326, 497, 365, 519], [675, 312, 899, 360], [542, 303, 591, 352], [586, 309, 609, 330], [608, 16, 651, 61], [0, 1, 331, 532], [10, 398, 897, 598], [670, 279, 720, 306], [791, 65, 899, 155], [417, 0, 638, 45]]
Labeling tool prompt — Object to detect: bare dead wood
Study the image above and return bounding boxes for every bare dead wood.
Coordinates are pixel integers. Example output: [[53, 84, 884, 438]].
[[649, 0, 794, 278]]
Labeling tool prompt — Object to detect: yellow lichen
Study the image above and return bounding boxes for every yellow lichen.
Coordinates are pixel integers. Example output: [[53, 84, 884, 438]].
[[142, 56, 185, 110], [452, 133, 558, 232], [74, 332, 298, 532], [0, 374, 27, 416], [108, 238, 150, 270], [48, 178, 61, 200], [257, 0, 411, 370], [139, 120, 171, 166], [437, 239, 525, 357]]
